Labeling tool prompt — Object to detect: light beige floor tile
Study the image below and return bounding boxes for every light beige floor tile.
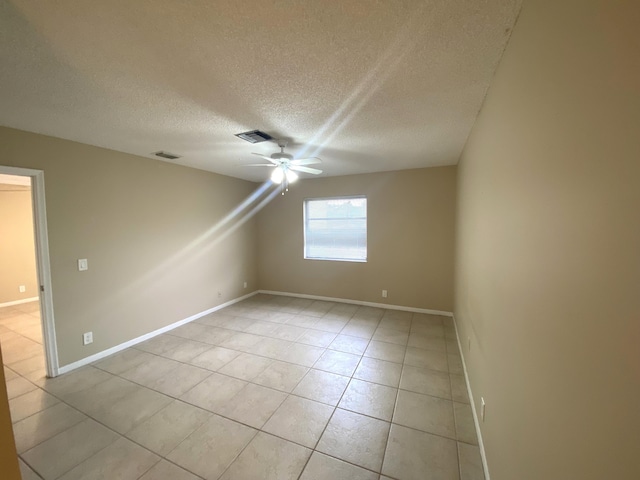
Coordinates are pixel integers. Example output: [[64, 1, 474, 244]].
[[302, 300, 335, 317], [448, 353, 464, 374], [382, 424, 458, 480], [317, 408, 390, 471], [193, 312, 236, 327], [328, 302, 359, 315], [218, 352, 273, 381], [339, 379, 397, 421], [120, 355, 182, 387], [220, 432, 311, 480], [297, 329, 336, 348], [135, 334, 187, 355], [408, 333, 447, 352], [364, 341, 406, 364], [57, 437, 159, 480], [9, 387, 59, 423], [251, 337, 293, 360], [354, 357, 402, 387], [218, 332, 265, 351], [400, 364, 452, 399], [96, 386, 173, 434], [126, 400, 211, 455], [292, 369, 350, 406], [192, 326, 237, 345], [161, 339, 212, 362], [6, 376, 37, 399], [6, 354, 46, 376], [145, 363, 211, 397], [287, 314, 321, 329], [13, 402, 86, 453], [179, 372, 247, 412], [328, 334, 369, 355], [4, 365, 19, 380], [394, 390, 455, 438], [215, 316, 256, 332], [313, 349, 361, 376], [372, 327, 409, 346], [270, 324, 307, 341], [340, 322, 376, 339], [446, 339, 461, 355], [64, 376, 139, 414], [94, 348, 155, 375], [254, 360, 308, 392], [450, 374, 470, 403], [299, 452, 378, 480], [263, 395, 334, 448], [353, 306, 384, 320], [167, 414, 256, 480], [411, 323, 445, 338], [169, 323, 211, 341], [412, 313, 444, 326], [188, 346, 240, 371], [19, 458, 42, 480], [379, 316, 412, 332], [139, 460, 201, 480], [35, 366, 113, 397], [219, 383, 287, 428], [454, 402, 478, 445], [22, 418, 119, 480], [244, 320, 279, 336], [279, 343, 325, 367], [404, 347, 448, 372], [459, 441, 485, 480], [312, 317, 349, 333]]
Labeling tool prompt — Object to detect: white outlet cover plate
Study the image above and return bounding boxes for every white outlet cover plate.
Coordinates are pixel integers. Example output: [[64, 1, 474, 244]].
[[83, 332, 93, 345], [78, 259, 88, 271]]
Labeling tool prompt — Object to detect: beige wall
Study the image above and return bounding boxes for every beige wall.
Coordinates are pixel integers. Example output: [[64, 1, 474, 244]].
[[454, 1, 640, 479], [0, 127, 259, 366], [258, 167, 456, 311], [0, 187, 38, 304]]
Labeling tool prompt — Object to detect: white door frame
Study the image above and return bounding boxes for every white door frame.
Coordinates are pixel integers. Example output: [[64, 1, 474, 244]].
[[0, 165, 59, 377]]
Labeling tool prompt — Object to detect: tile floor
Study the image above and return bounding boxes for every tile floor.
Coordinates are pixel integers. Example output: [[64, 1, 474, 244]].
[[1, 295, 485, 480]]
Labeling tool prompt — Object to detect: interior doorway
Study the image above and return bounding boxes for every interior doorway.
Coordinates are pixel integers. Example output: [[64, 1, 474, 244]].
[[0, 166, 58, 379]]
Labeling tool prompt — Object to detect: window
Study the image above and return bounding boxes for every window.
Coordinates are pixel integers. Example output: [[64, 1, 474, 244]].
[[304, 196, 367, 262]]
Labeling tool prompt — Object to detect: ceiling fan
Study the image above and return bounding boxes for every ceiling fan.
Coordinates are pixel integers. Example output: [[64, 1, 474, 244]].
[[246, 141, 322, 192]]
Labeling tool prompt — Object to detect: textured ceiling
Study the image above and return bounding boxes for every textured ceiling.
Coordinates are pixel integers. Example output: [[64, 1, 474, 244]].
[[0, 0, 522, 182]]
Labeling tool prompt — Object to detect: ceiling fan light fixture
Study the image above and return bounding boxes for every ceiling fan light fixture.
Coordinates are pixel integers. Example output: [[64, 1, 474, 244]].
[[285, 169, 298, 183], [271, 167, 285, 184]]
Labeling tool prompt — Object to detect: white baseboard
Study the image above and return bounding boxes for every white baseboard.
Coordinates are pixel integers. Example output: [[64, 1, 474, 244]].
[[258, 290, 453, 317], [452, 313, 491, 480], [0, 296, 39, 308], [57, 291, 258, 375]]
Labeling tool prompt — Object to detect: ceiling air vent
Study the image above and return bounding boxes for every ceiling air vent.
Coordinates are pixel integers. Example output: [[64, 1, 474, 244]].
[[153, 151, 181, 160], [235, 130, 273, 143]]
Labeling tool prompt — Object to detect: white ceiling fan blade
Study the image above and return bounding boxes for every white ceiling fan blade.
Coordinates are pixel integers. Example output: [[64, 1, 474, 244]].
[[291, 157, 322, 166], [290, 165, 323, 175], [245, 164, 276, 167], [251, 152, 280, 165]]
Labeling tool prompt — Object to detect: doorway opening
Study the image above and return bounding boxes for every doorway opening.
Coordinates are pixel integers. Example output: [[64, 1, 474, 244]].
[[0, 167, 58, 384]]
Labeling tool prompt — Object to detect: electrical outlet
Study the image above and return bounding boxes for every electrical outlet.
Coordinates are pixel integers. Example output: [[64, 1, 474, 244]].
[[382, 290, 388, 298], [19, 285, 26, 293], [481, 397, 486, 421], [243, 281, 247, 289], [78, 258, 88, 271], [83, 332, 93, 345]]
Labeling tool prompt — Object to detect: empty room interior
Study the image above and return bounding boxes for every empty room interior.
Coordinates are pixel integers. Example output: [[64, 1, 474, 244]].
[[0, 1, 638, 480]]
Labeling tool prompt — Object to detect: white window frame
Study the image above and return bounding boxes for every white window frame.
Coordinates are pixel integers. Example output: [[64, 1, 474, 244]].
[[303, 195, 367, 262]]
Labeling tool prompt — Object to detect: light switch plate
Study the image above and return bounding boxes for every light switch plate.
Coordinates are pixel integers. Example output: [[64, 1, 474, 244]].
[[78, 259, 88, 271]]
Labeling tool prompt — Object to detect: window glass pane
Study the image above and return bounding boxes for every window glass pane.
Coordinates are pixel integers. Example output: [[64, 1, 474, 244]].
[[304, 197, 367, 262]]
